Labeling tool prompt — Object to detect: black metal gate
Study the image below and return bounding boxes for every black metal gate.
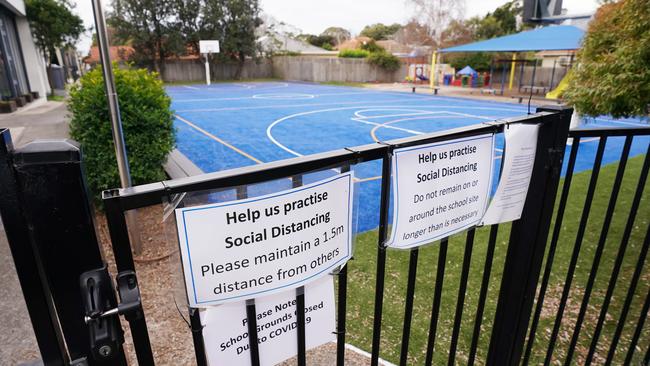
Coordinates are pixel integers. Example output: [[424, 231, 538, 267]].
[[1, 105, 649, 365]]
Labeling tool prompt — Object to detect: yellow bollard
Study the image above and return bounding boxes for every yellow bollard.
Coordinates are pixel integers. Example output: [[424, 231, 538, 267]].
[[430, 51, 437, 90], [508, 53, 517, 90]]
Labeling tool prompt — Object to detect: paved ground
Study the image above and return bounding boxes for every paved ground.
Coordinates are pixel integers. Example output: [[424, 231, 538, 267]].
[[0, 100, 69, 147], [0, 100, 69, 365]]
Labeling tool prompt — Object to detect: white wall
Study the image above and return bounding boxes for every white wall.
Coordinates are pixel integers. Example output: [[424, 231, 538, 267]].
[[0, 0, 25, 16], [15, 16, 50, 98]]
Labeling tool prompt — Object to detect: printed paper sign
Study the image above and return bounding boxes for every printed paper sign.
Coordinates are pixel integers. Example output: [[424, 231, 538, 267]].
[[201, 276, 335, 366], [480, 124, 539, 225], [387, 134, 495, 249], [176, 173, 354, 306]]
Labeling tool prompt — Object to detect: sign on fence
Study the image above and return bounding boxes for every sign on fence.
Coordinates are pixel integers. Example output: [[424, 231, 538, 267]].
[[175, 173, 354, 306], [386, 134, 495, 249], [481, 124, 539, 225], [202, 276, 335, 366]]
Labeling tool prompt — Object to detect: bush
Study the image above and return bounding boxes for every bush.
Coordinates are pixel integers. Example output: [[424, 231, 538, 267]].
[[68, 64, 175, 201], [564, 0, 650, 118], [360, 40, 385, 53], [368, 51, 402, 72], [338, 49, 370, 58]]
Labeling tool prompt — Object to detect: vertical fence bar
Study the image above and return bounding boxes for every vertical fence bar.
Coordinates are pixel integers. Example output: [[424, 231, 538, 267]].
[[292, 175, 307, 366], [188, 308, 208, 366], [486, 106, 572, 365], [399, 248, 419, 366], [448, 229, 476, 366], [543, 136, 607, 365], [522, 137, 581, 364], [336, 165, 351, 366], [468, 225, 499, 365], [102, 196, 154, 365], [564, 136, 632, 365], [604, 148, 650, 364], [371, 153, 392, 366], [245, 300, 261, 366], [235, 185, 261, 366], [623, 251, 650, 366], [0, 129, 69, 365], [424, 238, 448, 366]]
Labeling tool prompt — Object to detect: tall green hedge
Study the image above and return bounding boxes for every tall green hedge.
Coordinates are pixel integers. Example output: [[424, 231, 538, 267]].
[[68, 65, 175, 201]]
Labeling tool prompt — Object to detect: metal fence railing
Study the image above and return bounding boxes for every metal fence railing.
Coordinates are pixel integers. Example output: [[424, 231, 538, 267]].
[[3, 106, 650, 365]]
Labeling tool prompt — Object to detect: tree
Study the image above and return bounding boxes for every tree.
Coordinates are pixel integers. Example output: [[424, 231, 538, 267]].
[[109, 0, 182, 73], [25, 0, 84, 66], [491, 0, 520, 35], [439, 19, 473, 48], [394, 20, 435, 46], [360, 23, 402, 40], [219, 0, 262, 78], [407, 0, 465, 46], [565, 0, 650, 118], [321, 27, 351, 46], [305, 34, 336, 48]]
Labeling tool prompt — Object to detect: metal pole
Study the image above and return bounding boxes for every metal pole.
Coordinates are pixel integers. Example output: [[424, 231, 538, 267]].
[[91, 0, 142, 254], [204, 54, 210, 85]]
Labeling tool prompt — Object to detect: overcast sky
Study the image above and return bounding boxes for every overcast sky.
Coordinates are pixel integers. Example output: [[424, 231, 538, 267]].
[[72, 0, 600, 55]]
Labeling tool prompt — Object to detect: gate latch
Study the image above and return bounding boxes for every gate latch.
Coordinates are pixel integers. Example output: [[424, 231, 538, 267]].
[[83, 270, 142, 323], [80, 267, 142, 360]]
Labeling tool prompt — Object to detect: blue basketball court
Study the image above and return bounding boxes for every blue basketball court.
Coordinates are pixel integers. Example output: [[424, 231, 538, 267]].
[[167, 81, 649, 232]]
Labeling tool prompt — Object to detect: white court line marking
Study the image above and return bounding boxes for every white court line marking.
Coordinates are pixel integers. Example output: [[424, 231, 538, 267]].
[[567, 137, 600, 146], [589, 118, 648, 127], [266, 106, 505, 158], [175, 114, 264, 164], [354, 109, 449, 119], [172, 91, 375, 103], [176, 99, 529, 113], [182, 85, 199, 90]]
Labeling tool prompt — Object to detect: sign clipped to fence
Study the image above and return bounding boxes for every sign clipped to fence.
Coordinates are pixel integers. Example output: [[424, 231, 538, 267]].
[[202, 276, 335, 366], [386, 134, 495, 249], [480, 124, 540, 225], [175, 173, 354, 306]]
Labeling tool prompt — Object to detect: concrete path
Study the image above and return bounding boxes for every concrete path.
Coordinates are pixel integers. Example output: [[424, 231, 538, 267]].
[[0, 100, 70, 146], [0, 100, 70, 365]]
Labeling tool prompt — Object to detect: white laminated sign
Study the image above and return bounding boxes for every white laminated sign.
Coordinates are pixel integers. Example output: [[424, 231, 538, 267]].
[[387, 134, 495, 249], [201, 276, 336, 366], [175, 173, 354, 306]]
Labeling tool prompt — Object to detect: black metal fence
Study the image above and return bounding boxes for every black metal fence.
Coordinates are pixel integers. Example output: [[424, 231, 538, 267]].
[[1, 105, 649, 366]]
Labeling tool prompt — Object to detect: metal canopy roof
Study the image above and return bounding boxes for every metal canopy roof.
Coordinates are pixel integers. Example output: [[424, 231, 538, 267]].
[[440, 25, 584, 53]]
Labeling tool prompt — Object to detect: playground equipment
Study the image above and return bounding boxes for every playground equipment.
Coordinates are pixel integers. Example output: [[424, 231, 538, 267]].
[[546, 71, 571, 100]]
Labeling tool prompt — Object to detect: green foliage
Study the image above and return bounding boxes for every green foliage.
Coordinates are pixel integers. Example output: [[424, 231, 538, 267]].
[[25, 0, 84, 61], [68, 65, 175, 201], [360, 23, 401, 40], [321, 43, 333, 51], [338, 49, 370, 58], [110, 0, 262, 77], [367, 51, 401, 72], [320, 27, 351, 45], [447, 52, 493, 71], [360, 40, 385, 53], [306, 34, 336, 48], [564, 0, 650, 118]]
